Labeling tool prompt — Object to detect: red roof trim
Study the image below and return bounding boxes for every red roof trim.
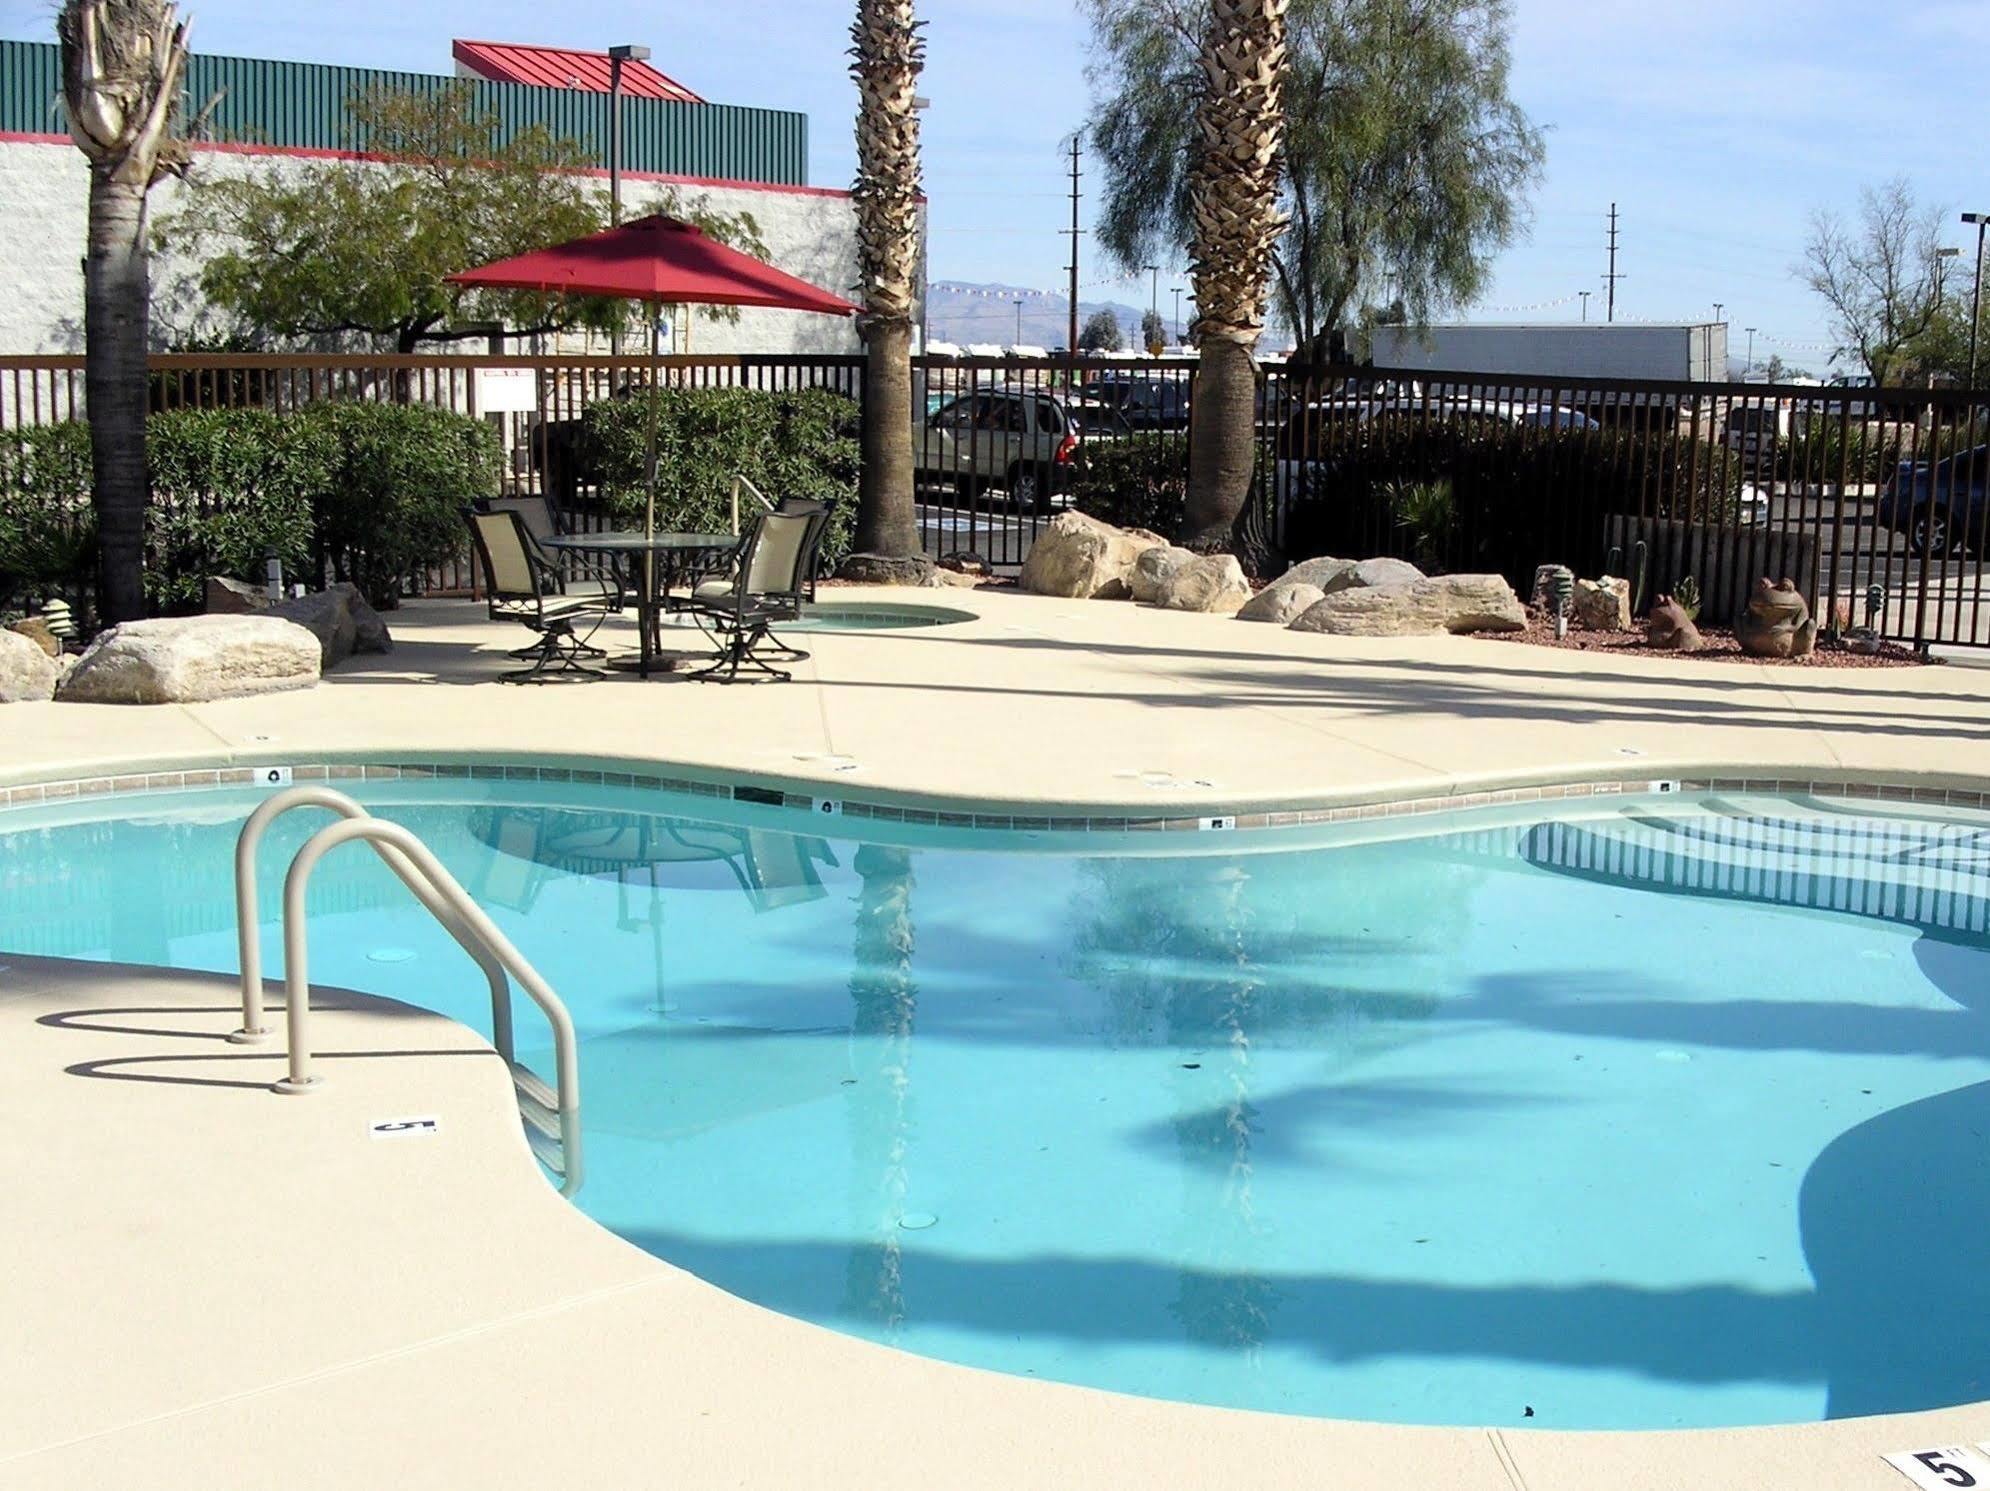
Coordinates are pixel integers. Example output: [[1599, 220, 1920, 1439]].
[[451, 39, 704, 104]]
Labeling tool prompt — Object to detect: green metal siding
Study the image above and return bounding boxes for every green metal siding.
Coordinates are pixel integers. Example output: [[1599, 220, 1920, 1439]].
[[0, 38, 809, 185]]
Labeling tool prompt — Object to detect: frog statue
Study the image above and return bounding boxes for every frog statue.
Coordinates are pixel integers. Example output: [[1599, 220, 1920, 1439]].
[[1737, 577, 1818, 660], [1646, 594, 1705, 652]]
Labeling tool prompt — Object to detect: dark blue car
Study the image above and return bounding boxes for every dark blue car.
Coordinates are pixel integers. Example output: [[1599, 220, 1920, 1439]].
[[1877, 444, 1987, 557]]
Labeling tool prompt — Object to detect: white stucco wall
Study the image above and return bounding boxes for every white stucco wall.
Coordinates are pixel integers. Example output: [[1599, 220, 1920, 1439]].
[[0, 137, 865, 356]]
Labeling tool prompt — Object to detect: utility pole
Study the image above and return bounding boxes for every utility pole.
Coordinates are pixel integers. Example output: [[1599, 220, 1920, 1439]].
[[1062, 136, 1084, 357], [1172, 286, 1184, 343], [1143, 264, 1160, 349], [1579, 291, 1590, 323], [1603, 203, 1624, 323], [1745, 327, 1757, 377], [1014, 297, 1025, 348]]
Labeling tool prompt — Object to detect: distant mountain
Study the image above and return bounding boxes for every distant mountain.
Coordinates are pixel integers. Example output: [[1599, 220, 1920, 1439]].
[[925, 280, 1165, 349]]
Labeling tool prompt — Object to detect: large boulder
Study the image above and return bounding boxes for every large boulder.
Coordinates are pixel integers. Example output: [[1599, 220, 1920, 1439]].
[[1019, 513, 1163, 600], [57, 616, 321, 704], [1288, 574, 1527, 638], [0, 628, 61, 703], [265, 582, 393, 670], [8, 616, 61, 658], [1276, 555, 1360, 592], [1158, 554, 1253, 614], [1130, 544, 1197, 603], [205, 575, 270, 615], [1573, 576, 1632, 632], [1322, 556, 1425, 595], [1236, 580, 1326, 625]]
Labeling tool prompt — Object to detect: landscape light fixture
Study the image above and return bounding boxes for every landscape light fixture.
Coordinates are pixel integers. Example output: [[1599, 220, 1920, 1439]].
[[1964, 213, 1989, 387]]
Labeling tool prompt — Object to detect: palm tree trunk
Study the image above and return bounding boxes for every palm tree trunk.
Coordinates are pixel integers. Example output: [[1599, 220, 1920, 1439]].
[[1184, 340, 1260, 549], [1180, 0, 1290, 551], [856, 319, 918, 555], [84, 173, 151, 624], [849, 0, 925, 563]]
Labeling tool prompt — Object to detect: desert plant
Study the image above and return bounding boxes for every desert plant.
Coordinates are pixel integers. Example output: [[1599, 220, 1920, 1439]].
[[1072, 434, 1190, 536], [1387, 477, 1455, 572], [1673, 575, 1701, 620], [0, 422, 96, 615]]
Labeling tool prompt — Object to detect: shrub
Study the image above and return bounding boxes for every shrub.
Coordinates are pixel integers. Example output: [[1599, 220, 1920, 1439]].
[[307, 403, 501, 607], [1279, 420, 1743, 587], [1071, 434, 1188, 536], [146, 409, 328, 612], [580, 386, 859, 566], [0, 421, 94, 616]]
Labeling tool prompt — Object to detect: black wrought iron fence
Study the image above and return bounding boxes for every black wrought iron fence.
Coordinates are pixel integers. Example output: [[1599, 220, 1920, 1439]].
[[4, 350, 1986, 649]]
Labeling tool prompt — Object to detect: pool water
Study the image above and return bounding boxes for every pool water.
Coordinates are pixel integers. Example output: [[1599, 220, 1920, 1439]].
[[3, 781, 1987, 1431]]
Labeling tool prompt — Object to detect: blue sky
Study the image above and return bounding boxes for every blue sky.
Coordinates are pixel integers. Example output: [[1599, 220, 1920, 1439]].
[[7, 0, 1986, 367]]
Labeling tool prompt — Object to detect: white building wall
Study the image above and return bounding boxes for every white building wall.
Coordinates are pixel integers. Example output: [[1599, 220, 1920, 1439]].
[[0, 137, 865, 356], [1368, 324, 1727, 383]]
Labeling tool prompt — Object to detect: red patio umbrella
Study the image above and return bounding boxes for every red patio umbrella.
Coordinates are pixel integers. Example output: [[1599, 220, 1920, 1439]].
[[447, 215, 857, 566]]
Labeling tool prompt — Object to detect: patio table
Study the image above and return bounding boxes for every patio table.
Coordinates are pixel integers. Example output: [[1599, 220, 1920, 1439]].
[[543, 531, 739, 679]]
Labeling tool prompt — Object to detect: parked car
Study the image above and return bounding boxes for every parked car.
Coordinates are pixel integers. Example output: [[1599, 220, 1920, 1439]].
[[1521, 406, 1598, 431], [1080, 374, 1191, 431], [1876, 445, 1988, 557], [916, 388, 1129, 513]]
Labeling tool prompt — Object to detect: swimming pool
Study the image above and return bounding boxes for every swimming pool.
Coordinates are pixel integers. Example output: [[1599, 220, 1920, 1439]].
[[3, 776, 1986, 1431]]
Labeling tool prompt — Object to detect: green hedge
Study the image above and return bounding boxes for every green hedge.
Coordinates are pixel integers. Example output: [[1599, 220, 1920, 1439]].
[[0, 421, 94, 616], [580, 387, 859, 566], [1075, 420, 1742, 587], [0, 403, 498, 619], [1071, 435, 1188, 537]]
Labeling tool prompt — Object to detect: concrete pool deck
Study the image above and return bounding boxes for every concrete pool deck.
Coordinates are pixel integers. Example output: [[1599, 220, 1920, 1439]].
[[3, 586, 1988, 1488]]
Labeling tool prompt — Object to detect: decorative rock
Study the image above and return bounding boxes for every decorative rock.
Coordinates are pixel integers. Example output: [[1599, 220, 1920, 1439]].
[[8, 616, 61, 658], [1278, 555, 1360, 592], [928, 568, 987, 589], [1288, 574, 1526, 637], [1324, 556, 1425, 595], [205, 575, 270, 614], [57, 616, 321, 704], [1646, 595, 1705, 652], [1573, 576, 1633, 632], [937, 552, 991, 576], [1236, 580, 1326, 624], [1018, 513, 1156, 600], [1131, 545, 1197, 603], [1157, 554, 1253, 614], [265, 583, 392, 670], [0, 627, 61, 702], [836, 553, 938, 587], [1737, 577, 1818, 660]]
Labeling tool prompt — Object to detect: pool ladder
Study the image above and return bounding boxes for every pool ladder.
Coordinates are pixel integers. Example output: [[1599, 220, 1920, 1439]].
[[231, 786, 583, 1196]]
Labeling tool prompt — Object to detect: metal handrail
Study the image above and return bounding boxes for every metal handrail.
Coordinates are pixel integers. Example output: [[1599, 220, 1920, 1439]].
[[234, 788, 513, 1063], [232, 787, 582, 1195]]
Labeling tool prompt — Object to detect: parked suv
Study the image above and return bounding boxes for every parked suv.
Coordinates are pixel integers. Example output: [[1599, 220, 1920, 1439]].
[[917, 387, 1128, 513], [1877, 444, 1987, 558], [1079, 374, 1192, 431]]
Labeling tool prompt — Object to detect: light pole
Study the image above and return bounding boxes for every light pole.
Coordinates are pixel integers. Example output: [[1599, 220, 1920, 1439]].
[[1964, 213, 1989, 388], [607, 43, 651, 360], [1713, 302, 1724, 323], [1579, 291, 1590, 323], [1745, 327, 1757, 378], [1013, 297, 1025, 348], [1172, 287, 1183, 343]]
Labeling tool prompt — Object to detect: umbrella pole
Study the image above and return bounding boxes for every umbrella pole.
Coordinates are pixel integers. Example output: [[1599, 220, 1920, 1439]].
[[643, 306, 661, 673]]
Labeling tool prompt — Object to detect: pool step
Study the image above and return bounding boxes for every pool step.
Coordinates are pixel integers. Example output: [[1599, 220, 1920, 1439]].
[[511, 1060, 568, 1181]]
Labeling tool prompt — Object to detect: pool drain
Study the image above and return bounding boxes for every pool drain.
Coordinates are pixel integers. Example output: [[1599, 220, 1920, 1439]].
[[898, 1212, 938, 1231], [367, 947, 416, 964]]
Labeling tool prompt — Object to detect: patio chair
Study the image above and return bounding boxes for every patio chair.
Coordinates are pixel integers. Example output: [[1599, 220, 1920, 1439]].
[[474, 496, 622, 616], [681, 502, 828, 684], [463, 508, 624, 684]]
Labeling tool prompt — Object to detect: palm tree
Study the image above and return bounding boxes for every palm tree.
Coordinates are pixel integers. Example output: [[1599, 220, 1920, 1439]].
[[848, 0, 925, 562], [1181, 0, 1290, 550], [59, 0, 194, 625]]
